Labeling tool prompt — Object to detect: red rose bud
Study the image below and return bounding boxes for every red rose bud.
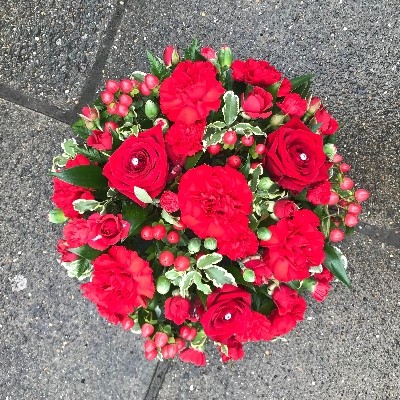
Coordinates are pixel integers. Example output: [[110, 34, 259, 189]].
[[227, 155, 241, 168], [140, 226, 154, 240], [306, 97, 322, 116], [340, 177, 354, 190], [355, 189, 370, 202], [273, 199, 297, 219], [340, 163, 351, 173], [218, 45, 233, 69], [241, 87, 273, 119], [344, 213, 359, 227], [179, 325, 192, 340], [277, 77, 292, 97], [101, 90, 114, 104], [87, 129, 112, 151], [207, 144, 221, 155], [200, 46, 217, 61], [154, 118, 169, 132], [187, 327, 197, 341], [119, 78, 135, 93], [223, 130, 237, 145], [144, 349, 158, 360], [121, 316, 134, 331], [159, 250, 175, 267], [333, 153, 343, 163], [138, 82, 152, 96], [106, 79, 120, 94], [152, 224, 167, 240], [156, 276, 171, 295], [241, 135, 254, 146], [154, 332, 169, 348], [311, 280, 332, 302], [163, 45, 179, 66], [141, 323, 155, 338], [81, 106, 99, 121], [315, 108, 339, 135], [348, 203, 362, 215], [144, 340, 156, 353], [144, 74, 159, 90], [330, 228, 345, 242], [174, 255, 190, 272], [175, 338, 186, 352]]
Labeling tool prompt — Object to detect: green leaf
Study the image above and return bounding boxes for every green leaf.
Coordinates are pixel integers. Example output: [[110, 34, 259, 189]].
[[48, 209, 68, 224], [179, 271, 196, 297], [71, 118, 91, 139], [72, 199, 101, 214], [324, 244, 351, 288], [75, 146, 110, 163], [62, 138, 78, 157], [52, 165, 108, 189], [191, 329, 207, 347], [62, 258, 92, 280], [134, 187, 153, 204], [290, 74, 313, 98], [146, 51, 170, 80], [184, 151, 203, 170], [165, 269, 184, 281], [203, 266, 236, 288], [184, 38, 200, 60], [240, 154, 251, 177], [196, 253, 223, 269], [69, 245, 102, 260], [193, 272, 212, 294], [204, 130, 224, 147], [222, 91, 239, 126], [234, 123, 264, 136], [131, 71, 146, 82], [122, 201, 149, 236], [257, 298, 275, 316], [161, 209, 179, 225], [251, 164, 263, 192]]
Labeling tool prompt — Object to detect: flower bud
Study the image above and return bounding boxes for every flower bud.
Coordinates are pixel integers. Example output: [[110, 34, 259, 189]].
[[258, 177, 275, 191], [163, 45, 179, 66], [323, 143, 336, 161], [257, 227, 272, 241], [218, 45, 233, 70], [273, 199, 297, 219], [204, 237, 217, 250], [306, 97, 322, 116], [242, 269, 256, 283], [200, 47, 217, 61], [340, 177, 354, 190], [145, 100, 159, 120], [344, 213, 358, 227], [156, 276, 171, 295], [188, 238, 202, 254], [154, 118, 169, 132], [81, 106, 99, 121], [332, 153, 343, 163], [269, 113, 286, 127]]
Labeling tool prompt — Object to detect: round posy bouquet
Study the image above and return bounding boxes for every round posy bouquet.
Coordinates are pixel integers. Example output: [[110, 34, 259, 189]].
[[49, 41, 369, 366]]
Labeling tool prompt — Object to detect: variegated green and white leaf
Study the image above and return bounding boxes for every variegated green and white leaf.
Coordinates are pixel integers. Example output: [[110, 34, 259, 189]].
[[179, 271, 196, 297], [62, 138, 78, 157], [134, 186, 153, 204], [73, 199, 102, 214], [161, 209, 179, 225], [203, 266, 236, 288], [222, 91, 239, 126], [234, 123, 264, 136], [197, 253, 223, 269], [193, 271, 212, 294]]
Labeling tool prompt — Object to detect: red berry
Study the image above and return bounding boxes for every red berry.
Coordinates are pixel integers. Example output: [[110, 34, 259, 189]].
[[186, 327, 197, 341], [116, 103, 129, 117], [159, 250, 175, 267], [223, 130, 237, 145], [121, 316, 134, 331], [330, 228, 345, 242], [175, 338, 185, 352], [144, 74, 159, 90], [328, 192, 340, 205], [167, 231, 180, 244], [141, 323, 155, 338], [340, 163, 351, 173], [180, 325, 192, 339], [104, 121, 118, 133], [120, 78, 135, 93], [174, 255, 190, 271], [106, 79, 120, 94], [333, 154, 343, 163], [144, 340, 156, 353], [255, 144, 266, 155], [152, 224, 167, 240], [140, 226, 154, 240], [161, 344, 177, 359], [107, 102, 117, 115], [251, 162, 260, 169], [144, 349, 158, 360], [154, 332, 169, 348], [355, 189, 370, 203], [119, 93, 133, 107], [195, 252, 205, 260], [227, 155, 241, 168], [241, 135, 254, 146], [138, 82, 152, 96], [348, 203, 362, 215], [340, 177, 354, 190], [101, 90, 114, 104], [344, 213, 358, 227], [338, 200, 348, 207], [207, 144, 221, 155]]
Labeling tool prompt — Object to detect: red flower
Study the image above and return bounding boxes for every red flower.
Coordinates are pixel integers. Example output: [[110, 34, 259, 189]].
[[164, 295, 191, 325], [277, 78, 292, 97], [314, 108, 339, 135], [81, 246, 155, 325], [178, 348, 206, 367], [311, 267, 334, 302], [57, 239, 78, 262], [102, 125, 168, 206], [165, 120, 206, 163], [63, 218, 89, 248], [52, 155, 94, 218], [242, 257, 272, 285], [277, 93, 307, 118], [87, 129, 112, 151], [263, 118, 329, 193], [200, 47, 217, 61], [159, 61, 225, 124], [273, 199, 298, 219], [178, 165, 252, 239], [219, 338, 244, 362], [306, 180, 332, 205], [231, 59, 281, 86], [241, 87, 273, 119], [261, 209, 325, 282], [87, 213, 130, 251], [160, 191, 179, 213], [217, 227, 258, 261]]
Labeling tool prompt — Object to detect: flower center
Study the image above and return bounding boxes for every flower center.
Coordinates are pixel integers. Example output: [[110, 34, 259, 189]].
[[224, 313, 232, 321], [300, 153, 307, 161], [131, 157, 139, 166]]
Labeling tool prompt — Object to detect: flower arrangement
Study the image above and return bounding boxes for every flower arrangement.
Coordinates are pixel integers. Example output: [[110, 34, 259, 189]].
[[49, 41, 370, 366]]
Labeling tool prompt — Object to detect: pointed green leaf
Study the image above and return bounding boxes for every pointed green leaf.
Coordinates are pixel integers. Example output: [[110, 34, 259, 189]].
[[290, 74, 313, 98], [134, 187, 153, 204], [161, 209, 179, 225], [324, 244, 351, 288], [52, 165, 108, 189], [73, 199, 101, 214], [179, 271, 196, 297], [62, 138, 78, 157], [203, 266, 236, 288], [184, 151, 203, 170], [193, 272, 212, 294], [69, 245, 102, 260], [196, 253, 223, 269], [222, 91, 239, 126], [184, 39, 200, 60], [251, 164, 263, 192], [165, 269, 184, 281], [146, 50, 170, 80], [48, 209, 68, 224], [71, 118, 91, 139], [121, 201, 149, 236]]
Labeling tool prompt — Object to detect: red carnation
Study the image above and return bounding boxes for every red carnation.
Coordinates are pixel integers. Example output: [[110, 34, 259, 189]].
[[217, 227, 258, 261], [178, 348, 206, 367], [81, 246, 155, 325], [277, 93, 307, 118], [231, 59, 281, 86], [160, 191, 179, 213], [241, 87, 273, 119], [315, 108, 339, 135], [164, 295, 191, 325], [178, 165, 253, 239], [277, 78, 292, 97], [306, 180, 332, 205], [63, 218, 89, 248], [87, 129, 112, 151], [159, 61, 225, 124]]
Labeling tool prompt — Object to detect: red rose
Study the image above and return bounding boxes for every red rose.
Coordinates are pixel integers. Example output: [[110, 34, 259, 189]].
[[219, 338, 244, 362], [242, 256, 272, 285], [159, 61, 225, 124], [178, 165, 253, 239], [217, 227, 258, 261], [277, 78, 292, 97], [165, 120, 206, 163], [57, 239, 78, 262], [200, 284, 252, 343], [276, 93, 307, 118], [52, 155, 94, 218], [63, 218, 89, 248], [306, 180, 332, 205], [241, 87, 273, 119], [159, 191, 179, 213], [314, 108, 339, 135], [81, 246, 155, 324], [87, 129, 112, 151], [102, 125, 168, 206], [164, 295, 191, 325], [200, 46, 217, 61], [263, 118, 329, 193], [273, 199, 298, 219], [314, 267, 334, 282], [178, 348, 206, 367], [87, 213, 130, 251], [311, 267, 334, 302], [261, 209, 325, 282], [231, 59, 281, 86]]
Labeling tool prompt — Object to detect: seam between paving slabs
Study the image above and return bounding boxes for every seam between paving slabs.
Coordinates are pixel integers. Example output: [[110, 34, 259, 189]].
[[143, 362, 171, 400]]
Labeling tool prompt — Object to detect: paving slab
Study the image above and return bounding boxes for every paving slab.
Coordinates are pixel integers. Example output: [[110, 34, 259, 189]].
[[0, 99, 156, 399], [101, 0, 400, 230], [0, 0, 120, 109], [158, 234, 400, 400]]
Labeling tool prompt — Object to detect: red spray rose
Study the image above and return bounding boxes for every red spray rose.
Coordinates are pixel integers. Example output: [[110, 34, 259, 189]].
[[306, 180, 332, 205], [276, 93, 307, 118], [57, 239, 78, 262], [315, 108, 339, 135], [261, 209, 325, 282], [231, 59, 281, 86], [263, 118, 329, 193], [102, 124, 168, 206], [241, 87, 273, 119], [217, 227, 259, 261], [178, 348, 206, 367], [178, 165, 253, 239], [164, 295, 191, 325], [200, 47, 217, 61], [159, 61, 225, 124], [63, 218, 89, 248], [273, 199, 298, 219], [87, 129, 112, 151], [87, 213, 130, 251], [311, 267, 334, 302], [81, 246, 155, 325]]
